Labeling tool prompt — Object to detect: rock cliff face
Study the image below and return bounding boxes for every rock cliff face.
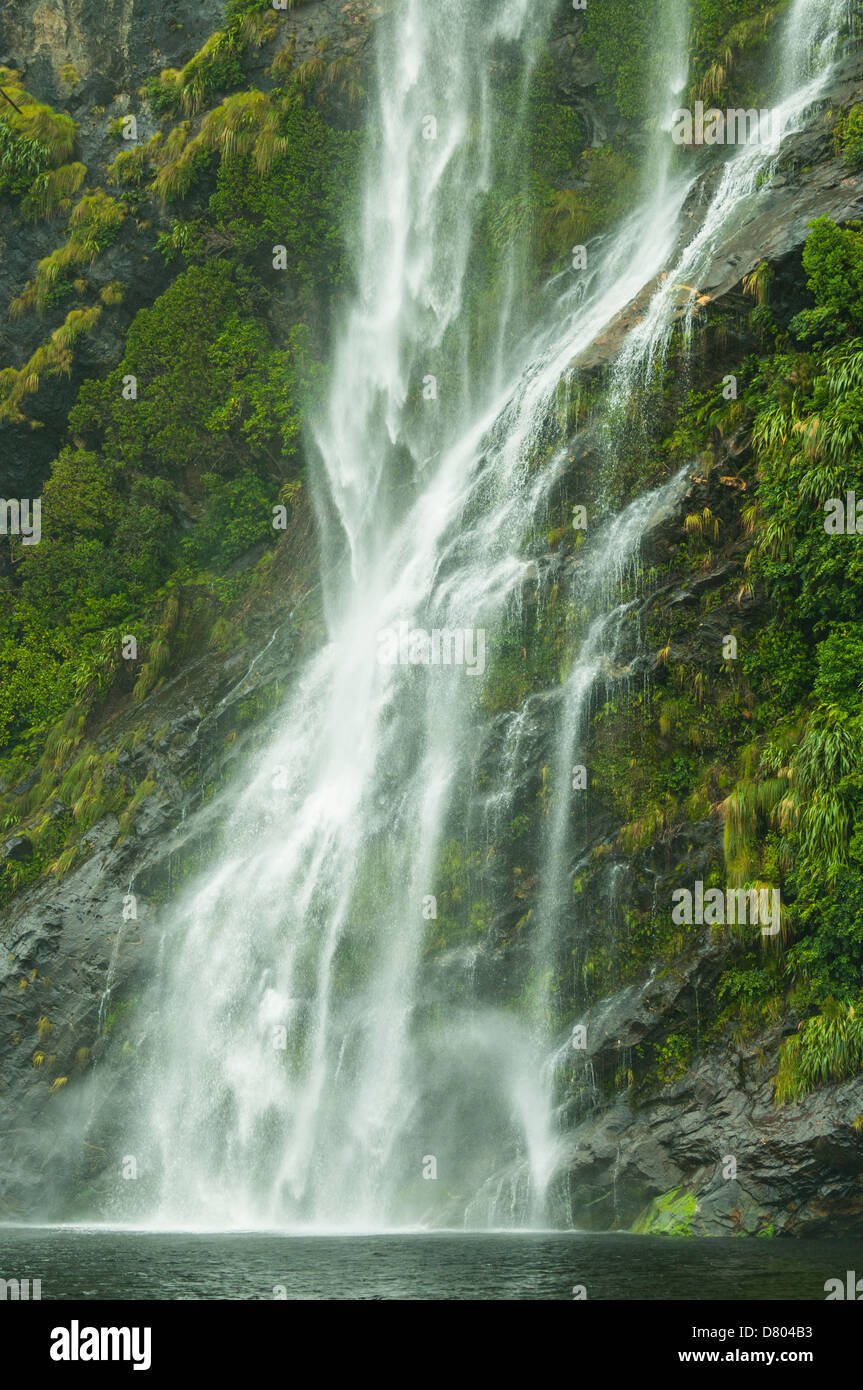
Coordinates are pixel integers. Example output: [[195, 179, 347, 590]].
[[1, 0, 862, 1232], [0, 0, 371, 107], [568, 995, 863, 1237], [0, 0, 224, 105]]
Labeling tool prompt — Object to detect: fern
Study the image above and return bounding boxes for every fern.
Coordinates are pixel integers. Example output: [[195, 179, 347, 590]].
[[775, 1001, 863, 1104]]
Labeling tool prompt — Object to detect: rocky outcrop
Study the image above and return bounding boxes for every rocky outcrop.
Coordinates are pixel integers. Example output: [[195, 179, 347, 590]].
[[574, 44, 863, 372], [564, 971, 863, 1237], [0, 0, 224, 111], [0, 0, 374, 112], [701, 47, 863, 302]]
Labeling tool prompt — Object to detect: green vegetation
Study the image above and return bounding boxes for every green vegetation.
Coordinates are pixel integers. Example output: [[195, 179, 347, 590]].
[[0, 120, 51, 198], [515, 202, 863, 1104], [583, 0, 786, 119], [0, 29, 355, 904], [463, 55, 589, 292], [145, 16, 270, 117], [0, 259, 309, 751], [775, 1001, 863, 1103], [540, 147, 638, 260], [11, 190, 124, 317], [425, 839, 494, 954], [640, 212, 863, 1097], [584, 0, 653, 121], [20, 161, 87, 221], [689, 0, 786, 104], [0, 305, 103, 423], [632, 1186, 697, 1236], [833, 103, 863, 167], [0, 68, 77, 166], [0, 72, 86, 229], [788, 218, 863, 343]]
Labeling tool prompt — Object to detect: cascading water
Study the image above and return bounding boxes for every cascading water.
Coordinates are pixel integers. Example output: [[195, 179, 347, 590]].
[[785, 0, 854, 84], [614, 0, 855, 389], [524, 0, 854, 1056], [109, 0, 853, 1231]]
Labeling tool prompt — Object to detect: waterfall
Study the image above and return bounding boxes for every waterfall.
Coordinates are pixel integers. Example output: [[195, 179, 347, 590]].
[[784, 0, 854, 85], [112, 0, 852, 1231], [615, 0, 855, 389]]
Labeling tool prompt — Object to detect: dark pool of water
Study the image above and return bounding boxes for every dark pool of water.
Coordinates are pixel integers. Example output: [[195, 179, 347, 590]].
[[2, 1226, 861, 1299]]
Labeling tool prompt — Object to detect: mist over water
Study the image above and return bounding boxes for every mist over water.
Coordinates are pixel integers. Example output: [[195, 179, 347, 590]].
[[89, 0, 854, 1232]]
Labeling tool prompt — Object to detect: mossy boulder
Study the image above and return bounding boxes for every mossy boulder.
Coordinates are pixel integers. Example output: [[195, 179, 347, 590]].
[[632, 1186, 697, 1236]]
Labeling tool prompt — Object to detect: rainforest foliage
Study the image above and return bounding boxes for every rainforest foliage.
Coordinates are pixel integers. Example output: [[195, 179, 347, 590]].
[[543, 211, 863, 1103], [584, 0, 791, 118], [644, 216, 863, 1101], [734, 223, 863, 1010], [0, 14, 358, 897], [0, 44, 355, 761]]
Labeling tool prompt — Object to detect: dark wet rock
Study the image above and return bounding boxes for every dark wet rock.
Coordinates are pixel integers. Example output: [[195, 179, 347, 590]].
[[563, 1011, 863, 1236], [0, 0, 225, 111], [10, 769, 39, 797], [1, 834, 33, 862]]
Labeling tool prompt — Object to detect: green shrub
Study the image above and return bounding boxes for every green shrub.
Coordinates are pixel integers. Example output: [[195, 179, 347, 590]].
[[834, 104, 863, 168], [20, 161, 87, 220], [206, 98, 355, 286], [774, 1000, 863, 1103], [10, 192, 125, 316], [0, 84, 76, 165], [791, 219, 863, 343], [146, 24, 251, 117], [0, 119, 50, 197], [584, 0, 652, 120], [182, 472, 274, 568]]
